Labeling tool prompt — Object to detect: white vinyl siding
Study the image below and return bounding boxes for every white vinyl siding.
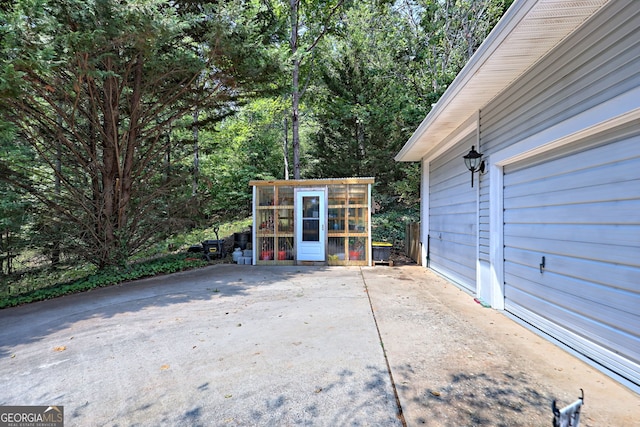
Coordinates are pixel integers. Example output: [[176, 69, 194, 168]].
[[481, 1, 640, 155], [406, 0, 640, 389], [503, 133, 640, 386], [428, 134, 477, 292], [479, 0, 640, 260]]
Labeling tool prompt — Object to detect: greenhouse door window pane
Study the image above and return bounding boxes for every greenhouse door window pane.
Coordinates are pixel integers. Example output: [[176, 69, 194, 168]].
[[302, 196, 320, 241]]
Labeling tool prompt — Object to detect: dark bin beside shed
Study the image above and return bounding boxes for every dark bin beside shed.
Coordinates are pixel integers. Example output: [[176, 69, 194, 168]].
[[372, 242, 392, 261]]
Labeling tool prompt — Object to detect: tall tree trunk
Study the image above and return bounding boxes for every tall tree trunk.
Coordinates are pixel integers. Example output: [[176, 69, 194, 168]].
[[290, 0, 301, 179], [52, 130, 61, 267], [192, 110, 199, 195], [162, 114, 172, 184], [292, 61, 301, 179], [101, 57, 120, 267], [121, 56, 143, 231], [283, 117, 290, 180]]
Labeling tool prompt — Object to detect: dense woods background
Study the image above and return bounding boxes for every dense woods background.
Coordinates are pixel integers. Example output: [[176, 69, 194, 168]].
[[0, 0, 512, 273]]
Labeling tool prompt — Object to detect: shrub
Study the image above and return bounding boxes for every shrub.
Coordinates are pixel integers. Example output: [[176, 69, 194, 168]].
[[0, 254, 208, 309]]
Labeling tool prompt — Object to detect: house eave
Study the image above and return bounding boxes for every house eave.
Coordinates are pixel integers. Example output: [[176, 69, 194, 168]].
[[394, 0, 612, 163]]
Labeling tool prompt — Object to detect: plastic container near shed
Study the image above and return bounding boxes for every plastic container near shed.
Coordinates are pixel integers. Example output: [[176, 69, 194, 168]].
[[371, 242, 392, 262], [232, 248, 242, 263]]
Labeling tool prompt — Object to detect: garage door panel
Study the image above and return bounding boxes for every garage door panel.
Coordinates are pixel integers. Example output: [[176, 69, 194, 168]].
[[505, 287, 640, 366], [504, 247, 640, 292], [430, 243, 476, 271], [503, 234, 639, 266], [429, 212, 476, 229], [430, 250, 475, 275], [505, 223, 640, 247], [428, 230, 476, 247], [504, 134, 639, 186], [505, 148, 639, 196], [504, 134, 640, 386], [431, 259, 476, 292], [505, 179, 639, 209], [505, 302, 640, 382], [504, 200, 640, 225], [504, 266, 640, 331], [542, 257, 640, 293], [430, 201, 476, 216]]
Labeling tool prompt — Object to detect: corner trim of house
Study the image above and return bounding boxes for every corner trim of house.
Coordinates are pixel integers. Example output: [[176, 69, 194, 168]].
[[420, 158, 430, 268]]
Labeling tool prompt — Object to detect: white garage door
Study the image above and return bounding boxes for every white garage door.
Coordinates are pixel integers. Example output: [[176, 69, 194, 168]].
[[503, 132, 640, 387], [429, 135, 477, 293]]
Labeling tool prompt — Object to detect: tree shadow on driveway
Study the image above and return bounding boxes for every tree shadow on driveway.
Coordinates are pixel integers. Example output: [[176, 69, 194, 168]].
[[0, 265, 322, 359], [164, 365, 402, 426], [395, 364, 551, 426]]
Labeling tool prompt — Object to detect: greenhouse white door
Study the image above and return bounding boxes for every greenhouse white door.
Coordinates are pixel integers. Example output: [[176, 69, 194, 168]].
[[296, 190, 326, 261]]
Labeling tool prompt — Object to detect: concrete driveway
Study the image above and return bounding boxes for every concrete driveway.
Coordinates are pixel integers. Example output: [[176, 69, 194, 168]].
[[0, 265, 638, 426]]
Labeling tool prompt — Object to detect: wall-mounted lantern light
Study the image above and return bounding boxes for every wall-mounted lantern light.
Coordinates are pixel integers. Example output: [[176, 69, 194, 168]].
[[463, 145, 485, 188]]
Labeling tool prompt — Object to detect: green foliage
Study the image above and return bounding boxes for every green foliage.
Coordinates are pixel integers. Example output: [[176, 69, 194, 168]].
[[0, 216, 253, 308], [308, 0, 510, 198], [0, 124, 35, 273], [0, 253, 207, 309], [0, 0, 283, 269], [0, 0, 511, 276], [194, 98, 292, 217], [371, 191, 420, 244], [307, 1, 427, 192]]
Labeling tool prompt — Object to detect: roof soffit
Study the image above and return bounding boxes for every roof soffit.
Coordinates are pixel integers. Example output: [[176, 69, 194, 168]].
[[395, 0, 611, 162]]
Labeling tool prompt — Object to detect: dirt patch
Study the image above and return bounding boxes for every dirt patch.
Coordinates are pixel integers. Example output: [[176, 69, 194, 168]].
[[390, 249, 417, 266]]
